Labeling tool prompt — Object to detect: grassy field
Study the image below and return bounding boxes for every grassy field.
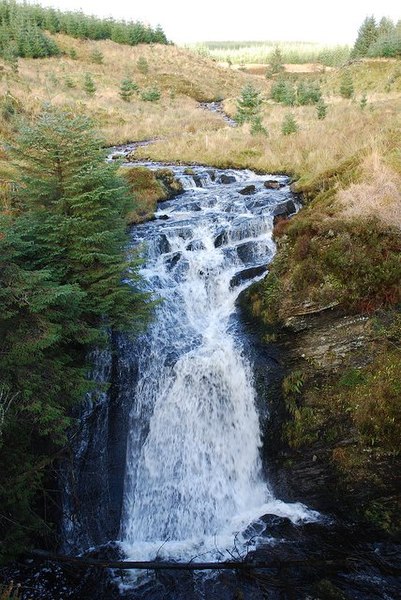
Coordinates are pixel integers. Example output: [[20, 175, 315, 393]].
[[0, 34, 257, 145], [187, 40, 351, 67]]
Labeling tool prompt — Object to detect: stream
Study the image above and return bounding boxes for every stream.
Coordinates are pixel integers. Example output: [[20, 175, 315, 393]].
[[11, 161, 400, 599]]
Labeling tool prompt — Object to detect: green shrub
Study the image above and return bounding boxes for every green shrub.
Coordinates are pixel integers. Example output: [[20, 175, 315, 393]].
[[282, 112, 298, 135], [90, 48, 104, 64], [316, 98, 327, 119], [339, 71, 354, 99], [235, 83, 264, 123], [140, 86, 161, 102], [137, 55, 149, 74], [83, 72, 96, 96]]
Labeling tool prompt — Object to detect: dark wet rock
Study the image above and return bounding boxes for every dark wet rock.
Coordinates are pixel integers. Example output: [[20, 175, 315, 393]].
[[219, 174, 236, 184], [239, 184, 256, 195], [156, 214, 170, 220], [164, 252, 181, 270], [264, 179, 282, 189], [157, 233, 171, 254], [236, 241, 256, 264], [272, 199, 296, 218], [214, 230, 228, 247], [230, 265, 267, 288], [272, 200, 296, 225], [245, 197, 272, 211], [186, 239, 206, 251], [207, 169, 216, 181], [193, 175, 203, 187]]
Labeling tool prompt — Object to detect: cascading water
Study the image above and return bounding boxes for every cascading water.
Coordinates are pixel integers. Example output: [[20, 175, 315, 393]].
[[118, 165, 317, 564]]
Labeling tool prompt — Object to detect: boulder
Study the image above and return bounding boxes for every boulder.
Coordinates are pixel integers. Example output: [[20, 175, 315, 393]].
[[238, 184, 256, 195], [236, 241, 255, 264], [272, 199, 296, 225], [214, 230, 228, 248], [264, 179, 282, 189], [164, 252, 181, 270], [156, 233, 171, 254], [186, 239, 206, 251], [219, 174, 236, 184]]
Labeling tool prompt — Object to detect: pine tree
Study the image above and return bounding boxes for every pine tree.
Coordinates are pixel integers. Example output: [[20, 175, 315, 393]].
[[351, 16, 378, 57], [266, 45, 284, 77], [119, 76, 138, 101], [359, 93, 368, 110], [250, 115, 267, 136], [0, 107, 152, 559], [137, 55, 149, 74], [281, 112, 298, 135], [235, 83, 263, 125], [339, 71, 354, 99], [90, 47, 103, 64], [83, 72, 96, 96]]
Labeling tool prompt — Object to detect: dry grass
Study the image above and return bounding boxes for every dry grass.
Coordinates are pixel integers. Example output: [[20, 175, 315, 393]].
[[339, 153, 401, 228], [1, 37, 401, 230], [0, 35, 260, 145]]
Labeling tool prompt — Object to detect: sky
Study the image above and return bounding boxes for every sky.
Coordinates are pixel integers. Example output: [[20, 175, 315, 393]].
[[28, 0, 401, 45]]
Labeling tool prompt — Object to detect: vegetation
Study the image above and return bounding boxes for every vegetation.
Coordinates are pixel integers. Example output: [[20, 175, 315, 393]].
[[352, 15, 401, 58], [281, 112, 298, 135], [0, 0, 168, 60], [0, 0, 400, 552], [122, 166, 183, 223], [271, 78, 322, 106], [0, 107, 152, 560], [83, 72, 96, 96], [119, 76, 138, 102], [339, 70, 354, 99], [266, 45, 284, 77], [189, 40, 351, 67], [235, 83, 264, 127]]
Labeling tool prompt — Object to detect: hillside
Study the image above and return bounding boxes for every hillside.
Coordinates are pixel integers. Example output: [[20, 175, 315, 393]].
[[0, 35, 257, 145]]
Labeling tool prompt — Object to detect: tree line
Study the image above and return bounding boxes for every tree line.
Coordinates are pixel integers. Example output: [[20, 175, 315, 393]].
[[352, 15, 401, 58], [0, 0, 168, 60]]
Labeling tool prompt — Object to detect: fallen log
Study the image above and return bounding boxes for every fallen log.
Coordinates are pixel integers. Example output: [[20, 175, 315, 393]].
[[29, 549, 349, 572]]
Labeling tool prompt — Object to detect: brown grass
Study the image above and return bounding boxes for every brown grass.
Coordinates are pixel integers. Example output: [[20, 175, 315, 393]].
[[339, 153, 401, 228]]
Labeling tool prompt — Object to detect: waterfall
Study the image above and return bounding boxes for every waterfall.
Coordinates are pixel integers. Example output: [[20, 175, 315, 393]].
[[118, 166, 315, 562]]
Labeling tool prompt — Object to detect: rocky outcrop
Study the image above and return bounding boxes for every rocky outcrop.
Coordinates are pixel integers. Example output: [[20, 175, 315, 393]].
[[239, 293, 376, 513]]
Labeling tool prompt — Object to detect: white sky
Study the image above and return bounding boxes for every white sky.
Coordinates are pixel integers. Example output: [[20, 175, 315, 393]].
[[28, 0, 401, 45]]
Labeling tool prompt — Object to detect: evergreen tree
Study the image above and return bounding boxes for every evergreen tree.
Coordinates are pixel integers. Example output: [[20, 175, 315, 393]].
[[137, 55, 149, 75], [90, 47, 103, 64], [119, 75, 138, 101], [359, 92, 368, 110], [235, 83, 263, 125], [282, 112, 298, 135], [266, 45, 284, 77], [0, 107, 152, 559], [83, 72, 96, 96], [316, 98, 328, 120], [250, 115, 267, 136], [351, 16, 378, 57], [339, 71, 354, 99], [140, 86, 161, 101]]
